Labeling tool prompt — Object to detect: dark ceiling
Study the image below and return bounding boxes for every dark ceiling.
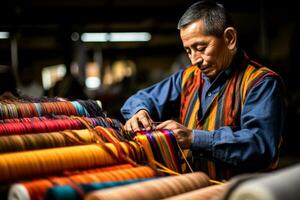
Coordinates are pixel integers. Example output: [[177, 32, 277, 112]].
[[0, 0, 296, 26], [0, 0, 298, 66]]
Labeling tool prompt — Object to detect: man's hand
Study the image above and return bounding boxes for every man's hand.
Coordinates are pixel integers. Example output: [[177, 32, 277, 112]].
[[124, 110, 154, 132], [156, 120, 192, 149]]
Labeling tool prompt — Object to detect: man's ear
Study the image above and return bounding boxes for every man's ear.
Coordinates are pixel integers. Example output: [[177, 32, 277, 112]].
[[223, 27, 237, 50]]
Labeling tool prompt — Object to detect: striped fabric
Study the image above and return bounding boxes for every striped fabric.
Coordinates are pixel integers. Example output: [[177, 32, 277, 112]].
[[85, 172, 210, 200], [180, 56, 279, 180]]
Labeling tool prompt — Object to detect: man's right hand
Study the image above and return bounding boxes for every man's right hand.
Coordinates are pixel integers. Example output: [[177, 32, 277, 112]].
[[124, 109, 154, 132]]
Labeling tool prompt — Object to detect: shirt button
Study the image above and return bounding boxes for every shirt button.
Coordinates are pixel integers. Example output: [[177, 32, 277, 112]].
[[207, 92, 212, 97]]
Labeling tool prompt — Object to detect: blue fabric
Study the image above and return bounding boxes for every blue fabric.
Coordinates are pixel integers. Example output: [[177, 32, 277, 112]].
[[121, 51, 286, 170], [45, 179, 151, 200]]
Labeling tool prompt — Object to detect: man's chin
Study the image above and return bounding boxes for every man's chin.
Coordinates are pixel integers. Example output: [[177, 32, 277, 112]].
[[203, 72, 216, 80]]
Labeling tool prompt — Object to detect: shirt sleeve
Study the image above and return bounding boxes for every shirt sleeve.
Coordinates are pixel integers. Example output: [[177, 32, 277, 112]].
[[120, 70, 183, 121], [190, 77, 285, 170]]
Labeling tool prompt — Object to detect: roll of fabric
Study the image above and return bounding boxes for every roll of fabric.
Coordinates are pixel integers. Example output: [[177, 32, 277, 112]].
[[0, 143, 145, 183], [7, 184, 30, 200], [0, 129, 96, 152], [45, 179, 152, 200], [0, 116, 124, 135], [0, 126, 130, 153], [162, 183, 228, 200], [0, 99, 103, 119], [85, 172, 210, 200], [224, 164, 300, 200], [134, 129, 182, 173], [8, 166, 156, 200]]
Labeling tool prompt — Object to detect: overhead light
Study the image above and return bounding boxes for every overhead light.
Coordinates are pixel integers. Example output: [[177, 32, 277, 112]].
[[81, 32, 151, 42], [81, 33, 108, 42], [0, 32, 9, 39], [85, 76, 101, 89], [110, 32, 151, 42]]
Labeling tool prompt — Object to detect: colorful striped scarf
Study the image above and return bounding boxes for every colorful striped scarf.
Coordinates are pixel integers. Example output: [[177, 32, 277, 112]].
[[180, 54, 279, 180]]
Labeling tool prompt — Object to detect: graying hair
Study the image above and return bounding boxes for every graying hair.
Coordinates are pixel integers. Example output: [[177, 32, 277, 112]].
[[177, 0, 234, 37]]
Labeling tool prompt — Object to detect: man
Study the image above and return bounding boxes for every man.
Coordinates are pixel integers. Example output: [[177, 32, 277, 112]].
[[121, 0, 285, 180]]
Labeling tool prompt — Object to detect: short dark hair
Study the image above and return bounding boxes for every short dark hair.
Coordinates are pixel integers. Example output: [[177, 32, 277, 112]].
[[177, 0, 234, 37]]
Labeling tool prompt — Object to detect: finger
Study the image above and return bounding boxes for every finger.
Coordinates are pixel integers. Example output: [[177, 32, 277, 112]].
[[138, 116, 153, 130], [124, 121, 133, 132], [156, 120, 174, 129], [130, 118, 141, 132], [136, 110, 148, 118], [155, 120, 168, 129], [123, 121, 130, 131]]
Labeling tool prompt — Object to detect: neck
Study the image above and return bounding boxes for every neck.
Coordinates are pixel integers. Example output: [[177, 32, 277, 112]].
[[226, 47, 237, 68]]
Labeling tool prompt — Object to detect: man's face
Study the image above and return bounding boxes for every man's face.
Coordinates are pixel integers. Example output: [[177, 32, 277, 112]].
[[180, 19, 232, 80]]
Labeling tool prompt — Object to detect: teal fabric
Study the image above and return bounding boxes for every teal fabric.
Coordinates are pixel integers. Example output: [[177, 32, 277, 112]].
[[45, 178, 151, 200]]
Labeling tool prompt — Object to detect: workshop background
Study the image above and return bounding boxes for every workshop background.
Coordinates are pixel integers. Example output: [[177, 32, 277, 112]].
[[0, 0, 299, 167]]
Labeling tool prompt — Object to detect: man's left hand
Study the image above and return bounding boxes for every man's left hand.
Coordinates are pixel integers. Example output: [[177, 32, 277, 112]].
[[156, 120, 192, 149]]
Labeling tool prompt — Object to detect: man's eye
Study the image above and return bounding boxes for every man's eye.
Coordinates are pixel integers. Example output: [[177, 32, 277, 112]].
[[197, 46, 205, 51]]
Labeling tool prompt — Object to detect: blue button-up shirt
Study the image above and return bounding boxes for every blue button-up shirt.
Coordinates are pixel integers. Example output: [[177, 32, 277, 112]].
[[121, 54, 285, 169]]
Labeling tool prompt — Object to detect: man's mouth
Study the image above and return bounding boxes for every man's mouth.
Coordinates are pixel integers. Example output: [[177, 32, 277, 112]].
[[200, 65, 209, 71]]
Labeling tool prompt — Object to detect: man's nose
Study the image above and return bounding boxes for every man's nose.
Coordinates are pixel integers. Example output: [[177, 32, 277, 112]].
[[190, 51, 203, 66]]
